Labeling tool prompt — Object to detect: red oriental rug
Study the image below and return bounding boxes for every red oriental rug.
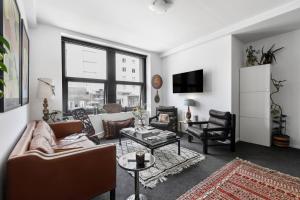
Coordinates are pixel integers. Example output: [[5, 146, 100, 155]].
[[178, 159, 300, 200]]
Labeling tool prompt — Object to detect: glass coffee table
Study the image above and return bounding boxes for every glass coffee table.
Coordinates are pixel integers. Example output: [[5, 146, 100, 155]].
[[120, 128, 181, 155], [118, 152, 155, 200]]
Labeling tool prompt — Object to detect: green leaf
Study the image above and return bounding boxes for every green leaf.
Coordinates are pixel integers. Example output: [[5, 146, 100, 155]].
[[0, 79, 5, 86], [0, 62, 8, 72], [0, 36, 10, 51], [0, 90, 3, 98]]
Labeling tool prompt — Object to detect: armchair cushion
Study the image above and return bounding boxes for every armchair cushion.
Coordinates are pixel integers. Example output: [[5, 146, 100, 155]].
[[150, 121, 170, 129], [159, 114, 170, 123]]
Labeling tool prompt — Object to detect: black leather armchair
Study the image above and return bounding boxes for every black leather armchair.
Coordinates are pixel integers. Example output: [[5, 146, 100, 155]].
[[149, 106, 178, 132], [186, 109, 236, 154]]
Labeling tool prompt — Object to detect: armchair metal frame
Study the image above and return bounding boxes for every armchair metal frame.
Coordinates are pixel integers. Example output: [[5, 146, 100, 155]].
[[187, 114, 236, 154]]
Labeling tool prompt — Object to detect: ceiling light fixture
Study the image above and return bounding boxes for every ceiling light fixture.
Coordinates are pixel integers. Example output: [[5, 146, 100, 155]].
[[149, 0, 172, 14]]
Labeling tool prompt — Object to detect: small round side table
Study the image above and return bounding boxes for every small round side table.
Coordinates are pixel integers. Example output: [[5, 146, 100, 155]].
[[118, 152, 155, 200]]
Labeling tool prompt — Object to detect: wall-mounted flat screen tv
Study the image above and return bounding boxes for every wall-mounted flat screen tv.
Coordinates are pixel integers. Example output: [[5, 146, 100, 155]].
[[173, 69, 203, 93]]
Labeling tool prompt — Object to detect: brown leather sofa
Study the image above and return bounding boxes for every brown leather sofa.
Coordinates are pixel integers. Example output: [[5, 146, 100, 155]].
[[7, 120, 116, 200]]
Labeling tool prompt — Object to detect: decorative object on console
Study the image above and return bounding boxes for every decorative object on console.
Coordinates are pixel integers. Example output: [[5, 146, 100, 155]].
[[259, 44, 284, 65], [178, 158, 300, 200], [184, 99, 195, 122], [0, 0, 21, 112], [271, 75, 289, 147], [245, 45, 260, 66], [193, 115, 198, 122], [21, 19, 29, 105], [37, 78, 55, 121], [187, 109, 236, 154], [151, 74, 163, 103]]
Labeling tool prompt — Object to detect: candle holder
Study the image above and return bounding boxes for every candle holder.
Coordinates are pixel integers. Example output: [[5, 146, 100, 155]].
[[136, 151, 145, 166]]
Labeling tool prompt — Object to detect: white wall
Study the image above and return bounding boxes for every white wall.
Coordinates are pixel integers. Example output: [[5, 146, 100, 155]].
[[245, 29, 300, 149], [0, 0, 30, 199], [29, 24, 162, 120], [231, 36, 244, 141], [161, 36, 233, 122]]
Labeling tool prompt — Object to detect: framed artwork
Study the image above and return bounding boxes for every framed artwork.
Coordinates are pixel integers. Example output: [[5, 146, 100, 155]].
[[0, 0, 21, 112], [21, 19, 29, 105]]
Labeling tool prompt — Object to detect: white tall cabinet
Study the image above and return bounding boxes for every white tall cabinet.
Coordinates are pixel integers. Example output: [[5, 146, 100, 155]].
[[239, 64, 271, 147]]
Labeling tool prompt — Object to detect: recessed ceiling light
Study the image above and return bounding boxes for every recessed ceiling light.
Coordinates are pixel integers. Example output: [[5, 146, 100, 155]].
[[149, 0, 172, 14]]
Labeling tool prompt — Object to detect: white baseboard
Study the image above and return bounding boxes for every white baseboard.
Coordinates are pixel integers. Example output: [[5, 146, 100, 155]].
[[290, 144, 300, 149]]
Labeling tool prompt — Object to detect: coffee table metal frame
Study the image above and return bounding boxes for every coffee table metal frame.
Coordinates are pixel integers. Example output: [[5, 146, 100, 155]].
[[120, 129, 181, 155], [118, 152, 155, 200]]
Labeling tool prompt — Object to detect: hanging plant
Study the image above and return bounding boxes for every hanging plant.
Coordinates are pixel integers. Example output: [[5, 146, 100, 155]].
[[259, 44, 284, 65], [0, 36, 10, 98], [245, 45, 260, 66]]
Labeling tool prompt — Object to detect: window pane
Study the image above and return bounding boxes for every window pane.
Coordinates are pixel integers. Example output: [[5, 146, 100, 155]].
[[65, 43, 107, 79], [68, 82, 105, 114], [116, 84, 141, 107], [115, 53, 143, 82]]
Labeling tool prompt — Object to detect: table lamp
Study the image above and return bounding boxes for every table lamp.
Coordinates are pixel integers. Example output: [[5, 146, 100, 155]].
[[37, 78, 55, 121], [184, 99, 195, 122]]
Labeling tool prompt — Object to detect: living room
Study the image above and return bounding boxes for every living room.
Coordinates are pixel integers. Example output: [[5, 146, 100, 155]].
[[1, 0, 300, 200]]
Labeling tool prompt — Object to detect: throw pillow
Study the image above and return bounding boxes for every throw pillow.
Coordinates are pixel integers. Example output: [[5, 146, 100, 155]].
[[159, 114, 170, 123], [33, 121, 56, 146], [103, 118, 135, 139], [30, 135, 54, 154]]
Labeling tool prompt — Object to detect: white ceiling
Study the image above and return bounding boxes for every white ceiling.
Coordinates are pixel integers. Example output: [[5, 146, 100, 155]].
[[28, 0, 297, 53]]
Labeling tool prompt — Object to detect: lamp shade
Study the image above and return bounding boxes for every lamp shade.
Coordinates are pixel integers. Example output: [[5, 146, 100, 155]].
[[184, 99, 195, 106], [37, 78, 55, 99]]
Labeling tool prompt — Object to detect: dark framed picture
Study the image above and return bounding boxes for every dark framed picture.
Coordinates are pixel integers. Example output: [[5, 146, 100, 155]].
[[0, 0, 21, 112], [21, 19, 29, 105]]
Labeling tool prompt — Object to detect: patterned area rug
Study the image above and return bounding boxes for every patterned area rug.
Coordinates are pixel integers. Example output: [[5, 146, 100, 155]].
[[178, 158, 300, 200], [116, 140, 205, 188]]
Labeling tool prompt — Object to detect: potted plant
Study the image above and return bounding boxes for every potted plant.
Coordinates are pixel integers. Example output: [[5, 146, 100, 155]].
[[0, 36, 10, 98], [259, 44, 284, 65]]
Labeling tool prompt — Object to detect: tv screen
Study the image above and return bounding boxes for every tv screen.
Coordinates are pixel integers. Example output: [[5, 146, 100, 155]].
[[173, 69, 203, 93]]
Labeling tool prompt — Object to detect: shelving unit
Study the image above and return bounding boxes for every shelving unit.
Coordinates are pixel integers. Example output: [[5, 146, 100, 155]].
[[239, 64, 271, 147]]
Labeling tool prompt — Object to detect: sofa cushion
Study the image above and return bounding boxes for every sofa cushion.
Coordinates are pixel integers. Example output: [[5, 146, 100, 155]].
[[55, 135, 95, 149], [103, 118, 135, 139], [30, 135, 54, 154], [33, 121, 56, 146]]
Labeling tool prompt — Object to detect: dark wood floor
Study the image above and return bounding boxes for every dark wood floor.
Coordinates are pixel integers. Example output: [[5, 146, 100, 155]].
[[94, 135, 300, 200]]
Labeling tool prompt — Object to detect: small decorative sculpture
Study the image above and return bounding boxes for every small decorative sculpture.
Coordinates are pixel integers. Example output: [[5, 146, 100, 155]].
[[245, 45, 260, 66], [151, 74, 163, 103]]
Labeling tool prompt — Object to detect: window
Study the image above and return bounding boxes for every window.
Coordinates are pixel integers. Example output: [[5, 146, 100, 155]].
[[62, 37, 146, 114], [116, 84, 141, 107], [68, 82, 105, 113]]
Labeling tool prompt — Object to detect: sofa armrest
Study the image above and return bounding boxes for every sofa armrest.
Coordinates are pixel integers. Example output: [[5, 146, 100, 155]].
[[7, 144, 116, 200], [49, 120, 83, 138]]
